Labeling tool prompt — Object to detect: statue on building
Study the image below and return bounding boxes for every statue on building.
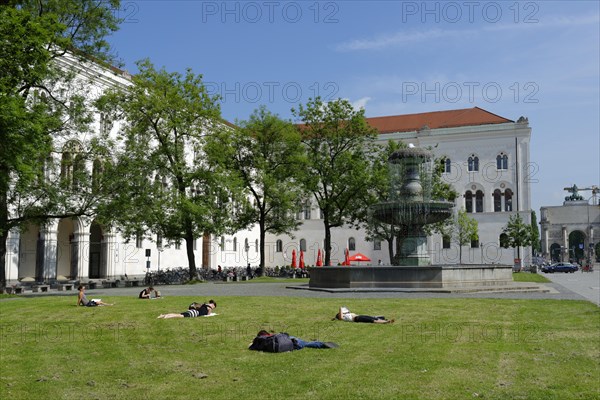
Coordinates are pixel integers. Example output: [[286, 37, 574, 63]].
[[564, 184, 584, 201]]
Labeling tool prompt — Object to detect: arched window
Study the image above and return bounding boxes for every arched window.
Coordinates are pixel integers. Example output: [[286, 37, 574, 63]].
[[276, 240, 283, 252], [493, 189, 502, 212], [348, 237, 356, 251], [475, 190, 484, 213], [442, 235, 451, 249], [61, 141, 85, 190], [468, 155, 479, 172], [497, 153, 508, 170], [299, 239, 307, 252], [465, 191, 473, 213], [443, 158, 451, 173], [303, 202, 311, 220], [499, 233, 508, 247], [504, 189, 513, 211]]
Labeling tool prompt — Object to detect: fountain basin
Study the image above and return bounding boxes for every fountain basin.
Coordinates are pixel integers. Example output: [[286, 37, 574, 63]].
[[309, 265, 513, 289], [372, 201, 453, 226]]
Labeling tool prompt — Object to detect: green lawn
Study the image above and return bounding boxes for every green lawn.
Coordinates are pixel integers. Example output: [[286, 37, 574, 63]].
[[512, 272, 551, 283], [1, 295, 598, 399]]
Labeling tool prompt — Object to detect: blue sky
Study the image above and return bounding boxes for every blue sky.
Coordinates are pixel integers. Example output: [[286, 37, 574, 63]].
[[107, 0, 600, 214]]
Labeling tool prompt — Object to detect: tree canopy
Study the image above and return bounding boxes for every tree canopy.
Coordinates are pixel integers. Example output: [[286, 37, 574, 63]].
[[208, 106, 306, 272], [292, 98, 378, 266], [96, 59, 250, 279], [0, 0, 122, 287]]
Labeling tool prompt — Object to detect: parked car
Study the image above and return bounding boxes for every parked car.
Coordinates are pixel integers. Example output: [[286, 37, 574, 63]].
[[542, 262, 578, 273]]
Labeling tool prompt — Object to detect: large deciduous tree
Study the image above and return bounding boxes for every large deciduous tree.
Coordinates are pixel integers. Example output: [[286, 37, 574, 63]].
[[96, 59, 250, 280], [293, 98, 377, 266], [0, 1, 122, 287], [208, 106, 306, 273]]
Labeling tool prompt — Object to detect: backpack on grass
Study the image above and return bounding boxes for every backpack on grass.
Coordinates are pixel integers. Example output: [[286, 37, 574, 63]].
[[249, 333, 295, 353]]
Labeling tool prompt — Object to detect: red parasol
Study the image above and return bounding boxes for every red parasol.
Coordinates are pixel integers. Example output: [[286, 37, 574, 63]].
[[299, 250, 305, 269], [348, 252, 371, 264], [342, 248, 350, 266], [316, 249, 323, 267], [291, 249, 297, 268]]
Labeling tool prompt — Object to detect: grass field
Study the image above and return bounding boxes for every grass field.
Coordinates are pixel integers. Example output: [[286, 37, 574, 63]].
[[1, 286, 598, 400]]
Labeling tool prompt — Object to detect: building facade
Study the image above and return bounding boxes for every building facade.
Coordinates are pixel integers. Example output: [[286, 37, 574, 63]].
[[540, 186, 600, 265], [4, 57, 535, 285], [259, 108, 533, 269]]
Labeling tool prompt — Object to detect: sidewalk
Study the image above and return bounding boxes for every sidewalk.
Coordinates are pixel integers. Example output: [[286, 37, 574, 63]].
[[12, 278, 596, 305]]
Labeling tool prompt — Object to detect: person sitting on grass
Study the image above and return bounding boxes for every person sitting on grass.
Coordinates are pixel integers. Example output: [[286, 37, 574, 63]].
[[157, 300, 216, 319], [139, 287, 161, 299], [77, 285, 113, 307], [333, 306, 394, 324]]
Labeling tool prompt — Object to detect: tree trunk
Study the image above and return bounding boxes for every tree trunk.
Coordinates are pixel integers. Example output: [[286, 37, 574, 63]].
[[185, 225, 197, 281], [0, 188, 9, 289], [324, 221, 332, 267]]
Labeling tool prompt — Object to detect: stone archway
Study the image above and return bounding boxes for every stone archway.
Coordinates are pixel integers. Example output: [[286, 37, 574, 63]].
[[550, 243, 561, 262], [568, 231, 585, 264]]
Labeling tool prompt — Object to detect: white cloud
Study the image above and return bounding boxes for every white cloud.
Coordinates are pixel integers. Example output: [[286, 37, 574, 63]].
[[351, 96, 372, 111], [335, 14, 599, 52]]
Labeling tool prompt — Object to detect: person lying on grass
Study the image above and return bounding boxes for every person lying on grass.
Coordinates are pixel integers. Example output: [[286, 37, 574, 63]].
[[157, 300, 216, 319], [333, 306, 394, 324], [248, 330, 339, 352], [77, 285, 113, 306]]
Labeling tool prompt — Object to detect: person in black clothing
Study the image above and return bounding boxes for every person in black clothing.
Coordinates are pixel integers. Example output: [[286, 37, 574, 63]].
[[139, 287, 154, 299], [157, 300, 217, 319]]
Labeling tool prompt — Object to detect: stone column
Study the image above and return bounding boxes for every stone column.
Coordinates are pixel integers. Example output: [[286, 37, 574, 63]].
[[6, 230, 20, 286], [562, 226, 568, 262], [104, 231, 118, 279], [40, 221, 59, 281], [73, 230, 91, 280]]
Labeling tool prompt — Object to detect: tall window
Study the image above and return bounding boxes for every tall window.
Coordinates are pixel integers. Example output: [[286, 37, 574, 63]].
[[373, 240, 381, 251], [244, 238, 249, 252], [493, 189, 502, 212], [220, 236, 225, 249], [135, 233, 143, 249], [157, 234, 163, 250], [443, 158, 451, 173], [255, 239, 259, 251], [468, 155, 479, 172], [475, 190, 484, 213], [496, 153, 508, 170], [465, 191, 473, 213], [303, 202, 311, 220], [276, 240, 283, 252], [233, 237, 237, 252], [504, 189, 513, 211], [300, 239, 307, 252], [348, 237, 356, 251], [442, 235, 451, 249], [61, 141, 85, 190]]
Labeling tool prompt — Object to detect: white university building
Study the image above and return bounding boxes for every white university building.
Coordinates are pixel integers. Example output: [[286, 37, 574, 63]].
[[4, 57, 534, 285]]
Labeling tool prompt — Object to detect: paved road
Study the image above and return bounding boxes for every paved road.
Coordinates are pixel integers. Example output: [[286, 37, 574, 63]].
[[539, 268, 600, 306], [17, 273, 599, 306]]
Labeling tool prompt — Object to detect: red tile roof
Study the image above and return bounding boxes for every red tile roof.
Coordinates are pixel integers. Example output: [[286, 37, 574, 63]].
[[366, 107, 513, 134]]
